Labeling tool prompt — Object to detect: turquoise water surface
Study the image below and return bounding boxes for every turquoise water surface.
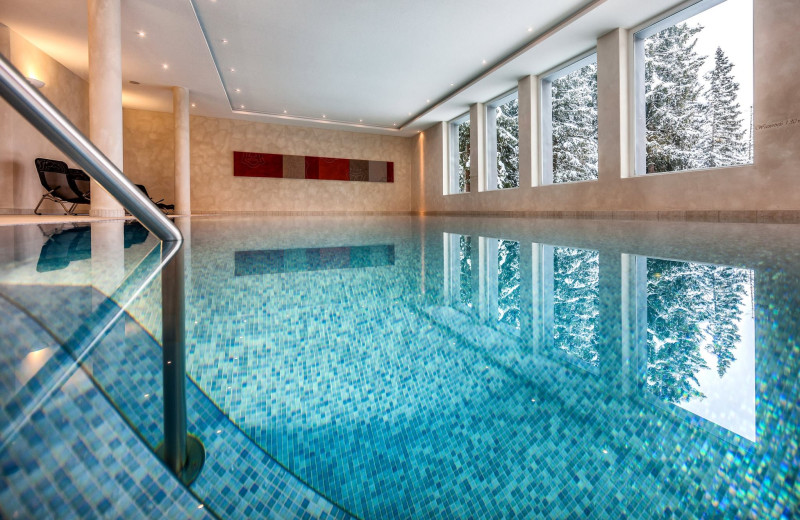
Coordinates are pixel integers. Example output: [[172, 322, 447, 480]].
[[1, 216, 798, 519]]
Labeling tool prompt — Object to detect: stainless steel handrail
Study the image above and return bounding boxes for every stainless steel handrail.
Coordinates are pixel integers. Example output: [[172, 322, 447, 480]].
[[0, 52, 182, 243]]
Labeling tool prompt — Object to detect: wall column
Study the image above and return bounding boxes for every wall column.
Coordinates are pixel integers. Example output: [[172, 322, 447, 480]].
[[173, 87, 191, 215], [0, 25, 14, 213], [597, 28, 630, 180], [88, 0, 124, 217], [518, 75, 539, 188], [469, 103, 486, 192]]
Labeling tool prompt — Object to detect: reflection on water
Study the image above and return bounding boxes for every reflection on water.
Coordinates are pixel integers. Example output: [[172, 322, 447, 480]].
[[36, 222, 149, 273], [458, 236, 472, 307], [497, 240, 520, 328], [553, 246, 599, 367], [646, 258, 756, 440]]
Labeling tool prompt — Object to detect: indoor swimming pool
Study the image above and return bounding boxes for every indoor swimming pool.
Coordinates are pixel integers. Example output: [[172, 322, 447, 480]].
[[1, 215, 798, 519]]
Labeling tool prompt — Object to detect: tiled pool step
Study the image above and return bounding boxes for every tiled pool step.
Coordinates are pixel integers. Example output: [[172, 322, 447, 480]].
[[0, 283, 356, 520], [0, 294, 212, 519]]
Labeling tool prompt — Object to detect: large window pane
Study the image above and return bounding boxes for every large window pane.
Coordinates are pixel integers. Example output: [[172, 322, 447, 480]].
[[449, 114, 471, 194], [487, 93, 519, 190], [543, 56, 598, 184], [638, 0, 754, 174]]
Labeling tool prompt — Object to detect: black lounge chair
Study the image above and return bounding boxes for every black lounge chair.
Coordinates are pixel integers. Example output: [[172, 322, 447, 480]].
[[135, 184, 174, 214], [33, 158, 91, 215]]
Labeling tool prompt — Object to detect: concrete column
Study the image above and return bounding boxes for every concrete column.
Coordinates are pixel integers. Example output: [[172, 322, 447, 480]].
[[469, 103, 486, 192], [0, 24, 14, 213], [173, 87, 191, 215], [88, 0, 124, 217], [518, 75, 539, 188], [597, 28, 630, 180]]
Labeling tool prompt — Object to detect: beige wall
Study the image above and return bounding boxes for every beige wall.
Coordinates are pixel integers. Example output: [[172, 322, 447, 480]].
[[421, 0, 800, 217], [123, 109, 419, 214], [0, 25, 89, 214]]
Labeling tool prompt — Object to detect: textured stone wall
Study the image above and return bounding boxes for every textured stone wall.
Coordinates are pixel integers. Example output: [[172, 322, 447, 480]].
[[123, 109, 419, 214], [0, 26, 89, 214]]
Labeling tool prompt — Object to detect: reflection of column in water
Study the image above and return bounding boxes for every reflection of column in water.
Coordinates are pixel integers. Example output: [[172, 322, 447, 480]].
[[90, 220, 126, 376], [13, 225, 41, 263]]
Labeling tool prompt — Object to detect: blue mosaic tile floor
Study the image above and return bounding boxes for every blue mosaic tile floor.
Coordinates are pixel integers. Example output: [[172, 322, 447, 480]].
[[2, 216, 800, 519]]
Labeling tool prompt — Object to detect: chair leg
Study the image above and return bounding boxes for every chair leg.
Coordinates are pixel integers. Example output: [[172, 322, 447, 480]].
[[67, 203, 77, 215], [34, 195, 46, 215]]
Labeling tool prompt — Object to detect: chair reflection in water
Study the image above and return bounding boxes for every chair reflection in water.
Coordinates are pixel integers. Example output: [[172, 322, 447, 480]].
[[36, 222, 150, 272]]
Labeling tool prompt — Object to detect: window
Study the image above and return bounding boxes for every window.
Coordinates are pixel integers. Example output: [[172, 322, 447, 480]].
[[634, 0, 754, 174], [486, 91, 520, 190], [541, 54, 598, 184], [448, 113, 471, 193]]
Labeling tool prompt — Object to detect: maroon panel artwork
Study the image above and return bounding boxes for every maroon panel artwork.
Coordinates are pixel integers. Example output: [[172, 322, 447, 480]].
[[233, 151, 393, 183]]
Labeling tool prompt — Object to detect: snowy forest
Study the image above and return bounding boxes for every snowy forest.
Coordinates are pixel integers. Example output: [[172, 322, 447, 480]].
[[647, 259, 753, 403], [645, 22, 750, 172], [454, 20, 751, 187]]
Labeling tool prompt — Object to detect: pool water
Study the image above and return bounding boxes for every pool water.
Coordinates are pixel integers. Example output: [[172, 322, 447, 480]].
[[1, 216, 799, 519]]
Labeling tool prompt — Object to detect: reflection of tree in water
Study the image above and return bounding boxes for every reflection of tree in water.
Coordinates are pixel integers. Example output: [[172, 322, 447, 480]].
[[498, 240, 520, 327], [459, 235, 472, 307], [553, 247, 599, 365], [646, 259, 751, 403]]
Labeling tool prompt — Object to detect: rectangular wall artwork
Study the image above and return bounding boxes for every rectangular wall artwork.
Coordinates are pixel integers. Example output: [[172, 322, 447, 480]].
[[233, 151, 394, 183]]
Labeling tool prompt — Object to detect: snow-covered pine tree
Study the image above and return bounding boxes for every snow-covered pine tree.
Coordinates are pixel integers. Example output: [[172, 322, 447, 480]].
[[457, 121, 471, 192], [701, 47, 748, 168], [645, 23, 706, 173], [551, 63, 598, 183], [495, 99, 519, 189]]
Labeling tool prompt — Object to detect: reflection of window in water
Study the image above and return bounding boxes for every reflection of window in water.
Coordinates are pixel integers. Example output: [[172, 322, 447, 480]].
[[553, 247, 599, 366], [645, 258, 756, 441], [497, 240, 520, 328], [459, 236, 472, 307]]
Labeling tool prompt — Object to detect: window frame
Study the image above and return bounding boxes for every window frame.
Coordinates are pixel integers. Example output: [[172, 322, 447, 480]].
[[631, 0, 750, 176], [540, 51, 599, 186], [485, 89, 520, 191], [448, 112, 471, 195]]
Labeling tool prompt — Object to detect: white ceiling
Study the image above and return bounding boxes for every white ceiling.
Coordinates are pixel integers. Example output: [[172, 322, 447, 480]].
[[0, 0, 688, 136]]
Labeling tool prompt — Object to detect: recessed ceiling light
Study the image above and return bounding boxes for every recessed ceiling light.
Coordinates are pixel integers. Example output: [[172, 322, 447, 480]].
[[283, 110, 287, 114], [239, 104, 245, 109], [528, 27, 533, 32], [191, 103, 196, 107], [235, 88, 241, 93], [162, 63, 169, 69], [426, 99, 430, 104], [393, 123, 397, 126], [450, 83, 454, 86], [359, 119, 363, 122], [229, 67, 236, 73], [322, 114, 326, 118], [221, 38, 229, 44], [482, 59, 487, 65], [137, 31, 146, 38]]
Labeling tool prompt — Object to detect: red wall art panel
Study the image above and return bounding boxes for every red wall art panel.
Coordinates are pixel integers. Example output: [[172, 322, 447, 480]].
[[233, 151, 394, 183]]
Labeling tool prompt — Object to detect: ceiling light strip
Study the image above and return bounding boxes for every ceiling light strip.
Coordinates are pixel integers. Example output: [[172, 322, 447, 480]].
[[232, 108, 400, 131], [187, 0, 235, 110], [399, 0, 608, 130]]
